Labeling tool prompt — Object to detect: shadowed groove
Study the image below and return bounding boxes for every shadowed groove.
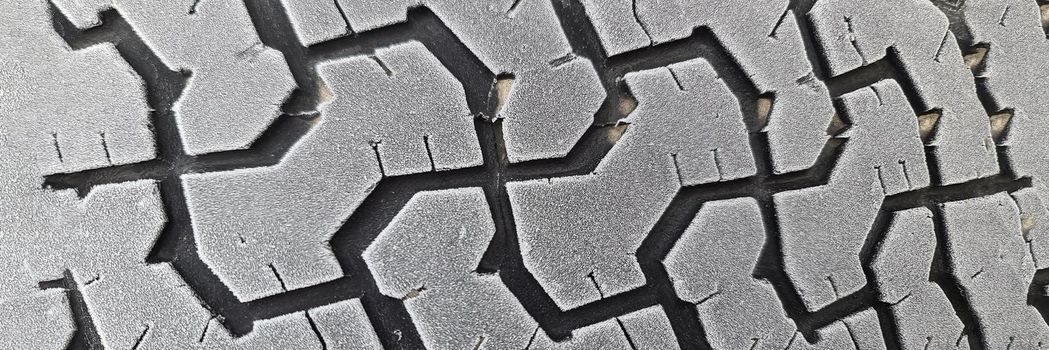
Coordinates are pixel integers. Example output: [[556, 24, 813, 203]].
[[39, 270, 102, 350], [928, 0, 1049, 337], [36, 0, 1042, 348]]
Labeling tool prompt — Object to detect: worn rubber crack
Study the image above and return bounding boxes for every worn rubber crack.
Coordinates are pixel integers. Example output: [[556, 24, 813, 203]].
[[198, 317, 213, 343], [304, 310, 328, 350], [50, 132, 63, 163], [189, 0, 202, 15], [615, 317, 640, 350], [843, 16, 869, 64], [630, 0, 654, 45], [331, 0, 353, 34], [769, 5, 792, 38], [130, 324, 150, 350], [98, 132, 112, 165], [506, 0, 525, 18]]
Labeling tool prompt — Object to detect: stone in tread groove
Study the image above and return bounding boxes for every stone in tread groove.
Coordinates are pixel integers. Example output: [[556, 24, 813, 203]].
[[576, 0, 836, 175], [941, 194, 1049, 348], [52, 0, 297, 156], [364, 187, 678, 349], [943, 0, 1049, 247], [5, 0, 1049, 348], [809, 0, 998, 185], [931, 0, 1049, 183], [776, 80, 929, 311], [184, 41, 481, 301], [509, 57, 755, 310], [296, 0, 603, 164]]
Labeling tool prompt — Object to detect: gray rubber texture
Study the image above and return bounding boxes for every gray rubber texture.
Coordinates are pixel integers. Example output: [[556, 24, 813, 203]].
[[2, 0, 1049, 349]]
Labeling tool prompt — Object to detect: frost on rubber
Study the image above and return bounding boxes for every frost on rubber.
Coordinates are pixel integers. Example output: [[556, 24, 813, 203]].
[[4, 0, 1049, 349]]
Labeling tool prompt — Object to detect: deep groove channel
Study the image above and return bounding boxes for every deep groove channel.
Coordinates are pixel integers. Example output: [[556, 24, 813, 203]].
[[37, 0, 1037, 349]]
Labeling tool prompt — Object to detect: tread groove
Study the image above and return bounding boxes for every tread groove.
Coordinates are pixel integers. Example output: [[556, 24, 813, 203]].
[[27, 0, 1049, 348]]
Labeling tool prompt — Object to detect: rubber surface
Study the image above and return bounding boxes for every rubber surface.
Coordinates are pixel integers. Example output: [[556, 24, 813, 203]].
[[2, 0, 1049, 349]]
